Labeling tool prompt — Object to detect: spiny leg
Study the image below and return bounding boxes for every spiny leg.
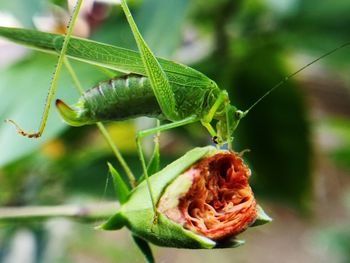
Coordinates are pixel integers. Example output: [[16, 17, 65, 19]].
[[119, 0, 177, 121], [6, 0, 83, 138], [136, 116, 199, 223]]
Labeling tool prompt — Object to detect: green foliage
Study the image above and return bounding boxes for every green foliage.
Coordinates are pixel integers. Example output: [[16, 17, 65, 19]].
[[132, 235, 155, 263]]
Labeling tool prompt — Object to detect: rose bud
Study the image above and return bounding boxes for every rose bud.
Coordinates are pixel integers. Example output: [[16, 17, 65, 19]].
[[100, 146, 271, 249]]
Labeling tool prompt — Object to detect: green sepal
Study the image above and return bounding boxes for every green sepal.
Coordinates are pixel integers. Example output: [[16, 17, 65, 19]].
[[99, 211, 127, 230], [250, 204, 272, 227], [214, 239, 245, 249], [132, 235, 155, 263], [107, 163, 130, 204], [125, 211, 216, 248]]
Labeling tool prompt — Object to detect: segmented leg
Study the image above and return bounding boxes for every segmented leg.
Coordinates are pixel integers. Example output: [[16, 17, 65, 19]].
[[201, 91, 229, 144], [6, 0, 84, 138], [119, 0, 177, 120]]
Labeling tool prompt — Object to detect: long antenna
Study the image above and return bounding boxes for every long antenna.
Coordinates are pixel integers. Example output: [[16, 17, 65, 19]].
[[244, 42, 350, 114]]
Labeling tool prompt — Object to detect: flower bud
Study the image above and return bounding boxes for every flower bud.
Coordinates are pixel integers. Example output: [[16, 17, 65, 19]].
[[158, 150, 257, 240], [101, 146, 271, 249]]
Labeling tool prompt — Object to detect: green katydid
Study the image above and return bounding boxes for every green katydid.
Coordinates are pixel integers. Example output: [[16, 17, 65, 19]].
[[1, 0, 350, 222]]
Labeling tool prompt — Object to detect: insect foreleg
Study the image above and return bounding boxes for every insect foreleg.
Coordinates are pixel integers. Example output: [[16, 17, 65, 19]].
[[202, 91, 228, 123], [200, 91, 229, 145], [135, 116, 199, 223], [200, 122, 217, 141], [6, 0, 83, 138]]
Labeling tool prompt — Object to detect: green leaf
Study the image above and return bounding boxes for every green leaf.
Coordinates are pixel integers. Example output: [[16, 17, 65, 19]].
[[214, 239, 245, 249], [251, 204, 272, 227], [0, 27, 214, 89], [132, 235, 154, 263], [107, 162, 130, 204], [99, 211, 126, 230]]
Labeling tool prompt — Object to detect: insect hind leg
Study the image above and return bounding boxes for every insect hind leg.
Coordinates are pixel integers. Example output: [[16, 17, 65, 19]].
[[6, 0, 84, 139]]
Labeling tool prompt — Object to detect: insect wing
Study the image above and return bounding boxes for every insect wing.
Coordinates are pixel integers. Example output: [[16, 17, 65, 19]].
[[0, 27, 215, 90]]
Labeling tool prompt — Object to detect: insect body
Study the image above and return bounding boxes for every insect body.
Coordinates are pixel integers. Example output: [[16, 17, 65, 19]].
[[56, 73, 244, 145], [2, 0, 349, 226]]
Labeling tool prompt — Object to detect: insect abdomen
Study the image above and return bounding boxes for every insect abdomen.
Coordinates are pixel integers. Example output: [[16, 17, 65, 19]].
[[83, 74, 163, 121], [56, 74, 163, 126]]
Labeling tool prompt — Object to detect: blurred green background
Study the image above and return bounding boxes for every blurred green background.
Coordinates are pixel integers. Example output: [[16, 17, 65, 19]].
[[0, 0, 350, 262]]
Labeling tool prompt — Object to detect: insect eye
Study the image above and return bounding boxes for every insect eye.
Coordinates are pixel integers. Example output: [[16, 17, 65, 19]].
[[235, 110, 244, 119]]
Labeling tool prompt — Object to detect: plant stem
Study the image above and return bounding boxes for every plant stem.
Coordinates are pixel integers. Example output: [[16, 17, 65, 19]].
[[0, 202, 118, 223]]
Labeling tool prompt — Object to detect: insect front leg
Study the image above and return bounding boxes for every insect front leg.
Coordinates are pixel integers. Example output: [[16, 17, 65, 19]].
[[200, 91, 228, 145], [135, 116, 199, 223]]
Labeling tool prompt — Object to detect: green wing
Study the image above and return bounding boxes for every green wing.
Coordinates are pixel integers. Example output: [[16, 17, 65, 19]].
[[0, 27, 215, 90]]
